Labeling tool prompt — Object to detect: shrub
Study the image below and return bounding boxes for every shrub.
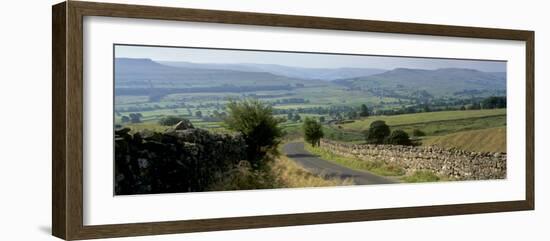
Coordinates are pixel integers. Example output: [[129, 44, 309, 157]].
[[293, 113, 302, 122], [359, 104, 369, 117], [224, 99, 284, 169], [303, 117, 324, 146], [385, 129, 413, 146], [482, 96, 506, 109], [412, 129, 426, 137], [207, 160, 280, 191], [128, 113, 142, 123], [364, 120, 390, 144]]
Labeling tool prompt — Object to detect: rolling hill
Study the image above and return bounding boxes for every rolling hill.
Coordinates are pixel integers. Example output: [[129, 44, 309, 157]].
[[115, 58, 322, 89], [336, 68, 506, 97], [160, 61, 386, 81]]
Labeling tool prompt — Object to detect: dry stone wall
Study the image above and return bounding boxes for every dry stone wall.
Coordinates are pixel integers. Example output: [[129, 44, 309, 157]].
[[320, 139, 506, 180], [114, 126, 246, 195]]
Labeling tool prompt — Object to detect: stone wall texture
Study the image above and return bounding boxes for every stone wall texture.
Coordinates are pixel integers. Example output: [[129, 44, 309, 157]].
[[319, 139, 506, 180], [115, 127, 246, 195]]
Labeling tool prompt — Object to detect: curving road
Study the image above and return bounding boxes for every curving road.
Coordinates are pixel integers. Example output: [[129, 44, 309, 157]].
[[283, 142, 396, 185]]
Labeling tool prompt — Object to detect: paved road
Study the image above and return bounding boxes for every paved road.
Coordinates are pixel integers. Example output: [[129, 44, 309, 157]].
[[283, 142, 396, 185]]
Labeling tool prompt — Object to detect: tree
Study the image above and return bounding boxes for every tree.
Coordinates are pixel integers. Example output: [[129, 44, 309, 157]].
[[319, 116, 326, 123], [293, 113, 302, 122], [303, 117, 324, 147], [121, 116, 130, 123], [334, 112, 343, 121], [158, 116, 184, 126], [385, 130, 412, 145], [470, 102, 481, 110], [359, 104, 369, 117], [423, 105, 431, 112], [224, 99, 284, 169], [364, 120, 390, 144], [195, 110, 203, 118], [347, 111, 358, 120], [412, 129, 426, 137], [482, 96, 506, 109], [287, 113, 293, 121], [128, 113, 142, 123]]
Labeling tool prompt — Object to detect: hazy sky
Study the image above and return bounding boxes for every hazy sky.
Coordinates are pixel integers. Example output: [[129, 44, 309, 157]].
[[115, 45, 506, 72]]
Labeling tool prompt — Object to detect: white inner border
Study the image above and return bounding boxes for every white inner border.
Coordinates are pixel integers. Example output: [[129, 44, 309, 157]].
[[83, 16, 526, 225]]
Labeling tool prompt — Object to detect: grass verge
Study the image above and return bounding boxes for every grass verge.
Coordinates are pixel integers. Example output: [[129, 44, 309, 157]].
[[304, 144, 404, 177], [271, 155, 355, 188], [401, 170, 441, 183], [208, 146, 354, 191]]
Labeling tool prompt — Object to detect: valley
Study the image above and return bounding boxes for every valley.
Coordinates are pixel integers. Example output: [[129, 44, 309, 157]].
[[115, 57, 507, 154], [113, 51, 507, 193]]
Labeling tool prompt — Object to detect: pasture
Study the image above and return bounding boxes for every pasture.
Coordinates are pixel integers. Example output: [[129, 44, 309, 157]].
[[115, 83, 507, 155], [422, 126, 506, 153], [340, 109, 506, 131], [324, 109, 507, 152]]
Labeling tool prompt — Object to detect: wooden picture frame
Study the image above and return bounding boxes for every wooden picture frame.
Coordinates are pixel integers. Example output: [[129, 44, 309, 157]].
[[52, 1, 534, 240]]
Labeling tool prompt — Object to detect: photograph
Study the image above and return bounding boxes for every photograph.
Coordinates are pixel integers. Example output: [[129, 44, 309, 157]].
[[113, 44, 507, 195]]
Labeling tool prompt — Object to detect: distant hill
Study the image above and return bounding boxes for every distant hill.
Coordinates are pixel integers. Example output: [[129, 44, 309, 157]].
[[336, 68, 506, 97], [160, 61, 386, 81], [115, 58, 321, 89], [115, 59, 506, 99]]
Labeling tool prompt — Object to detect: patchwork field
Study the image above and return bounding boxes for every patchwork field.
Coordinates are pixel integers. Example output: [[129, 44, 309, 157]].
[[113, 53, 509, 193]]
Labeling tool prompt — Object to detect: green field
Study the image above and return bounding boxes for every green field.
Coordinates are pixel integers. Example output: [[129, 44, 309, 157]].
[[321, 109, 507, 152], [422, 126, 506, 153], [113, 55, 509, 191], [114, 81, 410, 130], [115, 75, 507, 154], [340, 109, 506, 131], [120, 105, 507, 152]]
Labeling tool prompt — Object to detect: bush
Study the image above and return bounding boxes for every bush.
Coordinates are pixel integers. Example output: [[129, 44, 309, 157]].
[[364, 120, 390, 144], [224, 99, 284, 169], [207, 160, 280, 191], [482, 96, 506, 109], [303, 117, 324, 146], [359, 104, 369, 117], [128, 113, 142, 123], [412, 129, 426, 137], [385, 130, 412, 146], [293, 113, 302, 122]]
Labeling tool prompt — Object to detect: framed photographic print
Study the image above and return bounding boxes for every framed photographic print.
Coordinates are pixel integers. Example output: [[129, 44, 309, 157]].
[[52, 1, 534, 240]]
